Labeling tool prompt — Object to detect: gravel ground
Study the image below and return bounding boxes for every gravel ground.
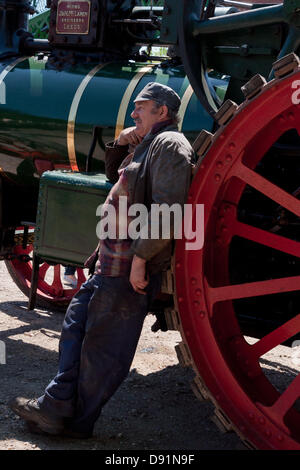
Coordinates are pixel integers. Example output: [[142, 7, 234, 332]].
[[0, 260, 299, 451]]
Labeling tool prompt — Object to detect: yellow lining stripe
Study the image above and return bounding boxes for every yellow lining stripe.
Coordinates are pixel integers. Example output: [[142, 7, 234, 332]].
[[178, 84, 194, 132], [201, 63, 218, 112], [114, 65, 155, 140], [0, 56, 29, 86], [67, 62, 108, 171]]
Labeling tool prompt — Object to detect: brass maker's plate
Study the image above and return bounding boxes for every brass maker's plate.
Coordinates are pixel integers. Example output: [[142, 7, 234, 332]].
[[56, 0, 91, 35]]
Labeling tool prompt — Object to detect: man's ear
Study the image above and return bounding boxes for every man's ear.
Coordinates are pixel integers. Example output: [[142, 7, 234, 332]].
[[160, 104, 169, 120]]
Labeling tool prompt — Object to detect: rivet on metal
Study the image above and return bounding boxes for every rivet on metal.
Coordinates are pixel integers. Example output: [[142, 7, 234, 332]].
[[195, 289, 201, 296], [199, 311, 205, 318], [215, 174, 221, 182]]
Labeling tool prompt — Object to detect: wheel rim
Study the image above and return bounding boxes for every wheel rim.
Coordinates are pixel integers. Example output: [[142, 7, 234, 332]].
[[7, 228, 87, 308], [175, 68, 300, 449]]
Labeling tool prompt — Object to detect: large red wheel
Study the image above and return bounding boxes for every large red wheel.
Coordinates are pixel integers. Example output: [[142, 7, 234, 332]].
[[175, 57, 300, 449], [5, 228, 87, 310]]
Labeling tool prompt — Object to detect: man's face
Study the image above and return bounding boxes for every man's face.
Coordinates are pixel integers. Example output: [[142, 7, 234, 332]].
[[130, 100, 164, 137]]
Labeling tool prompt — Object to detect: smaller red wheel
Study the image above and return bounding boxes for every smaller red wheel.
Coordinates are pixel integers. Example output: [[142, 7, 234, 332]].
[[5, 227, 87, 310]]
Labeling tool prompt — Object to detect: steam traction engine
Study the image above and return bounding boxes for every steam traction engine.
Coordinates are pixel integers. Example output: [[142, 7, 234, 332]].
[[0, 0, 300, 450]]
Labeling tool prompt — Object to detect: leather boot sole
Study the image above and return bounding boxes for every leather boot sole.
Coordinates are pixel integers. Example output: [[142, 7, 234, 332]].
[[9, 397, 64, 435]]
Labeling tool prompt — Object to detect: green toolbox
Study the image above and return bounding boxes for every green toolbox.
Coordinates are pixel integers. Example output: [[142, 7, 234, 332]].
[[34, 170, 112, 267]]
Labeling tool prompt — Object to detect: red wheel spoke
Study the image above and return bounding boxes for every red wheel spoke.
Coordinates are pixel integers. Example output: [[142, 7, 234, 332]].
[[38, 263, 50, 280], [8, 232, 82, 307], [233, 220, 300, 258], [14, 245, 32, 256], [52, 265, 63, 288], [206, 275, 300, 305], [51, 265, 64, 296], [77, 269, 86, 284], [233, 161, 300, 218], [259, 374, 300, 432], [252, 313, 300, 359]]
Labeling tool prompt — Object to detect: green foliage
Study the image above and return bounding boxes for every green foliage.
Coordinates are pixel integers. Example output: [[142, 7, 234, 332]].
[[29, 9, 50, 37]]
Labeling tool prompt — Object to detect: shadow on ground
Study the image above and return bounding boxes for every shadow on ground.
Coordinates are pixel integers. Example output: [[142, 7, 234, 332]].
[[1, 299, 297, 450]]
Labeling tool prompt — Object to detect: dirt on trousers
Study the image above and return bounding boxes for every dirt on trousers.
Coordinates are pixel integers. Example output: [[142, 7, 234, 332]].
[[0, 261, 298, 451]]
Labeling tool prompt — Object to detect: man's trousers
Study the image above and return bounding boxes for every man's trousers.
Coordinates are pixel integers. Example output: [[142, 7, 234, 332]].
[[37, 273, 162, 434]]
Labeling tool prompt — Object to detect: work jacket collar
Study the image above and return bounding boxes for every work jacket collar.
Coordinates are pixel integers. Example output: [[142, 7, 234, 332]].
[[138, 120, 178, 148]]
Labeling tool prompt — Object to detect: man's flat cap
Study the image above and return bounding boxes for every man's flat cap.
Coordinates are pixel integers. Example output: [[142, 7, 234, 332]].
[[134, 82, 181, 112]]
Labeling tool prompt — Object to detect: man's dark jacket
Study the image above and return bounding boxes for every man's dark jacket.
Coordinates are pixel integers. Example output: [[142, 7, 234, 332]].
[[104, 123, 194, 274]]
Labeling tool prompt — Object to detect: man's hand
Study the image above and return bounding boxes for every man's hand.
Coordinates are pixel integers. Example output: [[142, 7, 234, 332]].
[[117, 127, 143, 147], [130, 255, 149, 295]]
